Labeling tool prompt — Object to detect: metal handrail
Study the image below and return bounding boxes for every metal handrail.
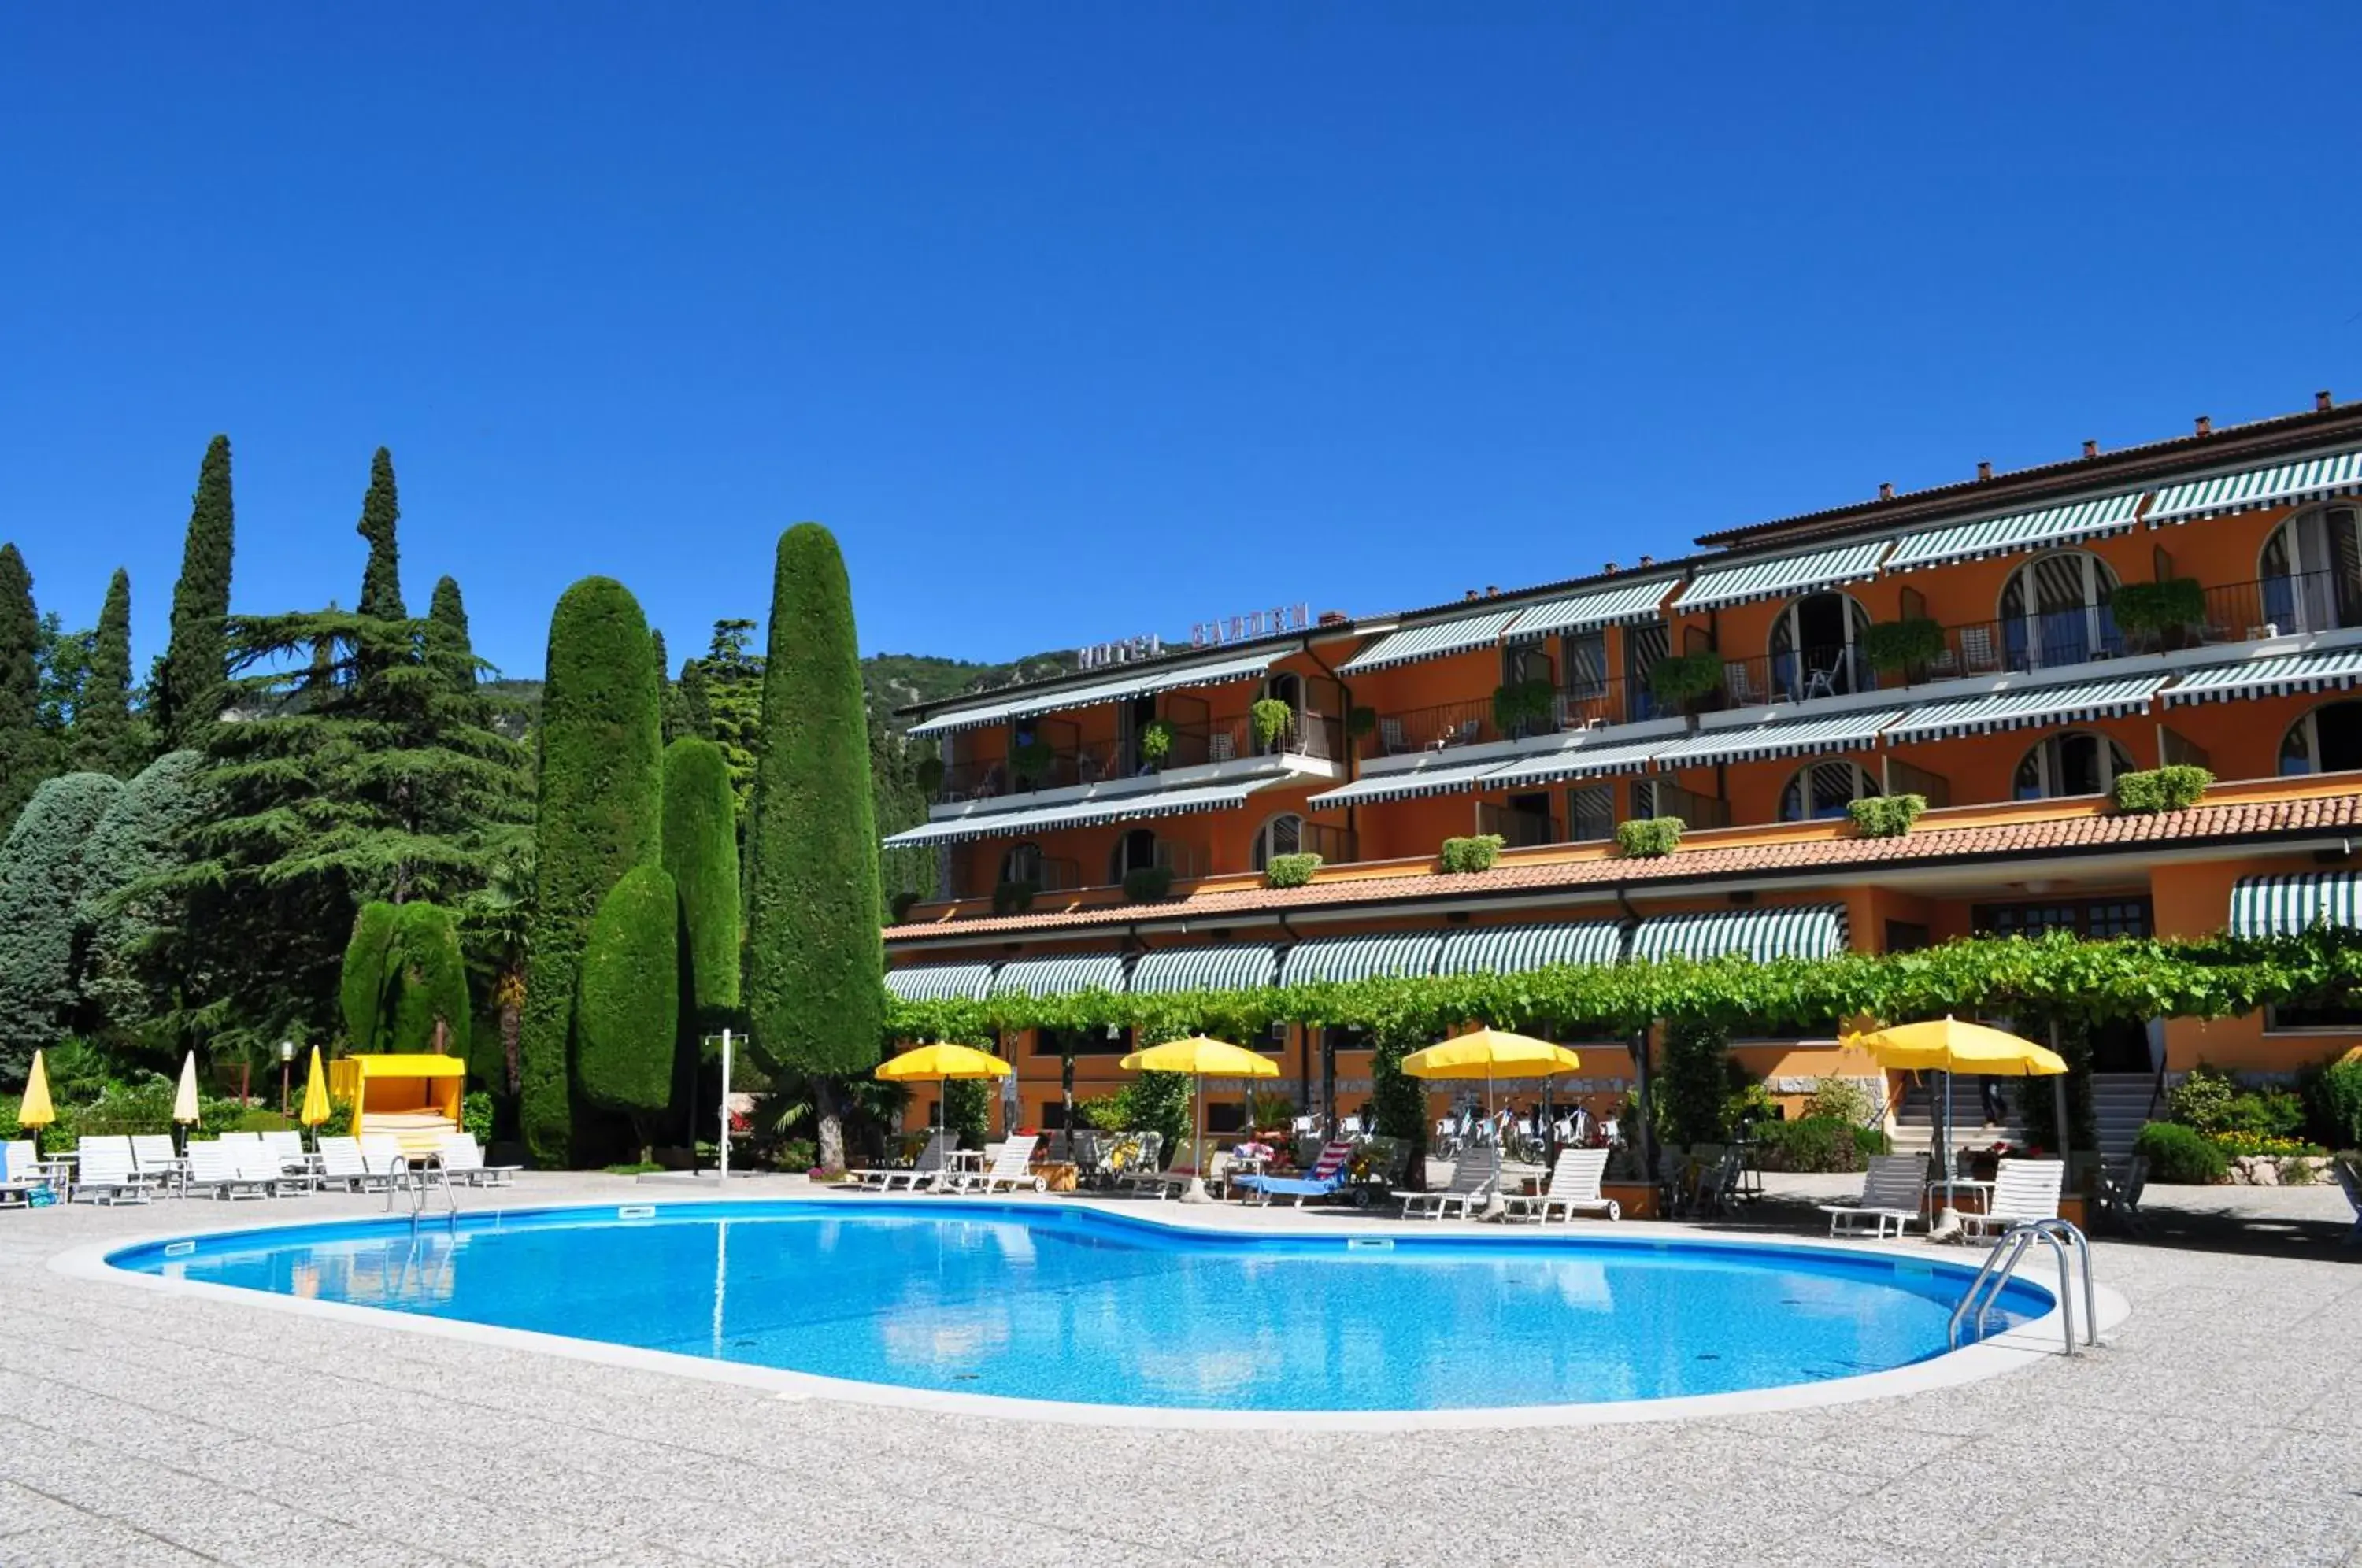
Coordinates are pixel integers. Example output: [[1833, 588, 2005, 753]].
[[1949, 1216, 2096, 1356], [384, 1152, 458, 1230]]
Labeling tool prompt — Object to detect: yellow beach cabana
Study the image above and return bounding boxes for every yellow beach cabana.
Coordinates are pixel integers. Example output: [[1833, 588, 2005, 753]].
[[328, 1055, 465, 1150]]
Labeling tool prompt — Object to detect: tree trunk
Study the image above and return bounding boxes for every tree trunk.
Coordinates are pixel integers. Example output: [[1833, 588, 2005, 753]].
[[814, 1077, 846, 1171], [500, 996, 521, 1096]]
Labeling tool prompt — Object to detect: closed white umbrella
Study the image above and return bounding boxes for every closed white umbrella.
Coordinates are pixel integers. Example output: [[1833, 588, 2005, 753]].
[[172, 1051, 202, 1152]]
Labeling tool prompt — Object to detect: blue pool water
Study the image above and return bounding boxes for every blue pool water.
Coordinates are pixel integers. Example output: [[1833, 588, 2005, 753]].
[[110, 1202, 2049, 1411]]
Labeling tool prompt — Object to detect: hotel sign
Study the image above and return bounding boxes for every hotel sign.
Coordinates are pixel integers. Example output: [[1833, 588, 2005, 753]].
[[1194, 603, 1309, 648], [1075, 634, 1165, 671]]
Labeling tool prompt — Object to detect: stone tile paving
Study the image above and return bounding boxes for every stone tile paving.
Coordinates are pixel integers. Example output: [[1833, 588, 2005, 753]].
[[0, 1171, 2355, 1567]]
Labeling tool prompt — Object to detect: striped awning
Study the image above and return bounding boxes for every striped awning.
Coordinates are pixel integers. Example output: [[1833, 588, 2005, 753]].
[[1647, 708, 1904, 771], [1503, 577, 1680, 642], [883, 781, 1268, 848], [2164, 649, 2362, 706], [989, 954, 1127, 998], [1481, 739, 1668, 788], [1435, 921, 1627, 977], [1279, 933, 1445, 985], [1886, 492, 2145, 572], [2148, 446, 2362, 527], [1129, 945, 1283, 993], [1336, 608, 1523, 676], [1671, 539, 1891, 613], [2229, 873, 2362, 939], [884, 962, 998, 1003], [1881, 675, 2166, 745], [907, 649, 1283, 738], [1305, 756, 1505, 810], [1628, 905, 1849, 963]]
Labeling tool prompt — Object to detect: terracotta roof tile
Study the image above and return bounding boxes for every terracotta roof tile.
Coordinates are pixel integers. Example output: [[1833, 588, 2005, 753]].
[[883, 790, 2362, 945]]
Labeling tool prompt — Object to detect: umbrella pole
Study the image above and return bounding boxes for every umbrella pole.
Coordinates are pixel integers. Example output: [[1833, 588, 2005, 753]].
[[1181, 1072, 1212, 1204], [1481, 1075, 1507, 1222]]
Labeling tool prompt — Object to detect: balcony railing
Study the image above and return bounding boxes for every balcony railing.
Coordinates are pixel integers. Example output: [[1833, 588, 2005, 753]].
[[1476, 802, 1560, 849], [1168, 710, 1345, 768], [1363, 681, 1668, 760], [1297, 820, 1359, 864]]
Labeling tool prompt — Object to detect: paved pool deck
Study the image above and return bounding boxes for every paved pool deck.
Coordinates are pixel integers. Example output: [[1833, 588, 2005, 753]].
[[1, 1170, 2355, 1567]]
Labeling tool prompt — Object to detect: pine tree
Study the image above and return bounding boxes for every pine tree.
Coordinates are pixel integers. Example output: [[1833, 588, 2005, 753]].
[[744, 524, 882, 1170], [427, 575, 475, 692], [700, 619, 763, 815], [157, 435, 235, 751], [74, 568, 141, 777], [75, 749, 207, 1041], [0, 545, 48, 828], [356, 447, 405, 620], [518, 578, 665, 1166]]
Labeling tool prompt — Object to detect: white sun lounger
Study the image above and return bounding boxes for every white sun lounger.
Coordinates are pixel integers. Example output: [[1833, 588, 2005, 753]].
[[71, 1137, 149, 1205], [435, 1133, 518, 1187], [1505, 1148, 1621, 1222], [1820, 1154, 1927, 1239], [258, 1130, 320, 1190], [128, 1133, 187, 1196], [1959, 1158, 2065, 1241], [850, 1130, 956, 1193], [1397, 1155, 1495, 1219], [183, 1140, 272, 1200], [317, 1136, 385, 1193], [953, 1133, 1043, 1193]]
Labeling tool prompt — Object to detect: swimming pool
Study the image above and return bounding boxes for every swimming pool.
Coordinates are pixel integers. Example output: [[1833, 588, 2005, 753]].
[[108, 1200, 2050, 1414]]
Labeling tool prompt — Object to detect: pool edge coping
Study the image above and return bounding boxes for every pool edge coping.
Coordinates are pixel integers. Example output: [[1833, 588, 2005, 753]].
[[47, 1193, 2131, 1433]]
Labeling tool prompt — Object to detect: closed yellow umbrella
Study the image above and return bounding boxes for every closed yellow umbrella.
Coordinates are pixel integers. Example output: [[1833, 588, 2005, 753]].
[[1844, 1016, 2069, 1176], [18, 1048, 54, 1163], [875, 1042, 1013, 1138], [298, 1046, 331, 1137], [1119, 1035, 1278, 1204], [1403, 1028, 1583, 1218]]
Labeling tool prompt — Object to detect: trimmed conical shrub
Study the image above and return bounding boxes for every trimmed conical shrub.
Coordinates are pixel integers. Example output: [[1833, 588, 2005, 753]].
[[518, 578, 665, 1165], [662, 737, 740, 1022], [387, 901, 470, 1056], [575, 863, 680, 1153], [340, 901, 401, 1049]]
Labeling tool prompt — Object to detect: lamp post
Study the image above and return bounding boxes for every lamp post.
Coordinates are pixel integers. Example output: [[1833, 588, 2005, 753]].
[[279, 1041, 294, 1118]]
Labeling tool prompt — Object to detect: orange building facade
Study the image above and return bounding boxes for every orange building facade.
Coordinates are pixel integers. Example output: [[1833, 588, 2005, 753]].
[[883, 400, 2362, 1140]]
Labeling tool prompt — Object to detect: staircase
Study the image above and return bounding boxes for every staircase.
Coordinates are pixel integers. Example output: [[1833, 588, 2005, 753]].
[[1888, 1072, 2157, 1164], [2090, 1074, 2157, 1165]]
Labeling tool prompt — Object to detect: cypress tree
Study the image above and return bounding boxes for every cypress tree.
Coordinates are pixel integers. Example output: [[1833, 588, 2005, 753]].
[[662, 737, 740, 1022], [679, 659, 713, 741], [744, 524, 882, 1170], [340, 901, 401, 1049], [75, 568, 141, 777], [575, 863, 680, 1159], [356, 447, 405, 621], [427, 575, 475, 692], [517, 577, 665, 1166], [157, 435, 235, 751], [654, 630, 687, 743], [0, 545, 46, 828], [0, 771, 124, 1078], [387, 901, 470, 1056]]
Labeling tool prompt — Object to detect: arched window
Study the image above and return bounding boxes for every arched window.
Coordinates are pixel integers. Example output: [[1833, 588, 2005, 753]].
[[2013, 731, 2134, 800], [1768, 593, 1872, 701], [1109, 828, 1159, 882], [997, 842, 1043, 886], [2260, 505, 2362, 634], [1249, 813, 1303, 871], [2280, 701, 2362, 776], [1778, 760, 1879, 822], [1999, 550, 2121, 671]]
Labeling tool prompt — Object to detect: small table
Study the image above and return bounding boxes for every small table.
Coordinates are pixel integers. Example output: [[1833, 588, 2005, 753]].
[[1927, 1178, 1992, 1217]]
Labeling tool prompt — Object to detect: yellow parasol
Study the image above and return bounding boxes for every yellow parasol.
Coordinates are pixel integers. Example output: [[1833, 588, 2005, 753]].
[[1402, 1028, 1583, 1218], [875, 1042, 1013, 1141], [1844, 1015, 2069, 1176], [1119, 1035, 1279, 1204], [298, 1045, 331, 1136], [17, 1049, 54, 1162]]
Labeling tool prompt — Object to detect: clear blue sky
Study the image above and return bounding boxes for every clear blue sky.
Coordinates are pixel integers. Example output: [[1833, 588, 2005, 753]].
[[4, 3, 2359, 679]]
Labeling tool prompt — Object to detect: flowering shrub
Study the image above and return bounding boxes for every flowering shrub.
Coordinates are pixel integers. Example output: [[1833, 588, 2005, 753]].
[[2207, 1130, 2327, 1159]]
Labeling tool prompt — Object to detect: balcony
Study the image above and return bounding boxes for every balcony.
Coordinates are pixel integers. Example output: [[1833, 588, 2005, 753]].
[[1363, 680, 1668, 760], [1476, 801, 1560, 849], [1167, 709, 1345, 768]]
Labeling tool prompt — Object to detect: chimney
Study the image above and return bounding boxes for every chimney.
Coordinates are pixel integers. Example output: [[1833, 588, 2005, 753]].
[[1463, 589, 1479, 601], [2319, 390, 2335, 412], [1638, 554, 1654, 567], [1316, 609, 1348, 626], [1603, 560, 1619, 572], [1976, 460, 1994, 482], [1485, 585, 1499, 597], [2082, 439, 2098, 459], [1877, 482, 1894, 501], [2195, 415, 2213, 436]]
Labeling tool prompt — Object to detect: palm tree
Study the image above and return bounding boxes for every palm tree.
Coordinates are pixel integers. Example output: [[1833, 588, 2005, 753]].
[[460, 848, 533, 1097]]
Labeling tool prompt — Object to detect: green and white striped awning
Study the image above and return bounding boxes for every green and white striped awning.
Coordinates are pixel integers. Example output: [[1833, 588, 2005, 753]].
[[1435, 921, 1627, 977], [2148, 446, 2362, 527], [1481, 738, 1668, 788], [989, 953, 1128, 998], [1882, 675, 2166, 745], [883, 781, 1268, 848], [1336, 608, 1523, 676], [1279, 933, 1446, 985], [1647, 708, 1905, 770], [2230, 873, 2362, 939], [1305, 756, 1505, 810], [1671, 539, 1892, 613], [906, 649, 1283, 737], [1502, 577, 1680, 642], [2164, 649, 2362, 706], [1886, 491, 2145, 572], [885, 962, 999, 1003], [1629, 905, 1849, 963], [1129, 945, 1283, 993]]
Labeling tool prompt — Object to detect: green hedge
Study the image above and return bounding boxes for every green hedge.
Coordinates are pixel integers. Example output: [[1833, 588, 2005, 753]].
[[1263, 852, 1321, 889], [518, 577, 665, 1166], [387, 901, 470, 1056], [2134, 1120, 2229, 1184], [1440, 834, 1504, 873], [576, 864, 681, 1142], [661, 738, 741, 1022], [1848, 794, 1926, 838], [339, 901, 400, 1050], [2112, 765, 2212, 814], [1615, 818, 1683, 858]]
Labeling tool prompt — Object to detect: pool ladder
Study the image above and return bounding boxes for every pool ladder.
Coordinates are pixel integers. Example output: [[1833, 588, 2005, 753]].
[[1949, 1218, 2097, 1357], [385, 1152, 457, 1231]]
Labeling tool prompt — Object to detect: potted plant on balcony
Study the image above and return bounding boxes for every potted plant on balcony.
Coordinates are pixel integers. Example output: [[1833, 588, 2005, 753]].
[[1646, 651, 1723, 713], [1860, 618, 1945, 677], [1346, 705, 1377, 745], [1011, 738, 1054, 788], [1138, 719, 1175, 769], [914, 756, 945, 797], [1491, 678, 1557, 738], [1251, 697, 1295, 752], [2110, 578, 2206, 652]]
